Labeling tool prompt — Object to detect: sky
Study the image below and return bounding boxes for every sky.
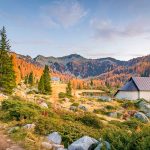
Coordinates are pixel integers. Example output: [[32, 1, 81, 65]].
[[0, 0, 150, 60]]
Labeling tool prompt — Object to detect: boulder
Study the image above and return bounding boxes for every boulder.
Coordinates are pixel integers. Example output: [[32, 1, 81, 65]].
[[79, 105, 87, 111], [134, 112, 149, 123], [68, 136, 98, 150], [47, 132, 62, 145], [146, 113, 150, 118], [23, 124, 35, 130], [99, 96, 112, 102], [138, 100, 150, 114], [41, 142, 52, 149], [57, 148, 67, 150], [52, 144, 64, 150]]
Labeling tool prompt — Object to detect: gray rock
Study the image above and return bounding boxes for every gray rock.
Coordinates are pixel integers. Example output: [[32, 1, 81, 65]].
[[108, 112, 118, 118], [57, 148, 67, 150], [70, 106, 78, 111], [52, 144, 64, 150], [79, 105, 87, 111], [94, 141, 111, 150], [68, 136, 98, 150], [99, 96, 112, 102], [134, 112, 149, 123], [40, 102, 48, 108], [47, 132, 62, 145], [138, 100, 150, 114], [41, 142, 52, 149], [64, 98, 70, 102], [23, 124, 35, 130], [146, 113, 150, 118]]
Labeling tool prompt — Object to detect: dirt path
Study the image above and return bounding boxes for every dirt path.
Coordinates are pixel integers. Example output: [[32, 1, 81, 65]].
[[0, 125, 24, 150]]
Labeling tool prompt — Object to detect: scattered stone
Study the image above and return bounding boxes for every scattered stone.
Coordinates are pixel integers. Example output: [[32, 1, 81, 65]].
[[47, 132, 62, 145], [146, 113, 150, 118], [138, 100, 150, 114], [0, 93, 8, 101], [108, 112, 118, 118], [40, 102, 48, 108], [70, 106, 78, 111], [134, 112, 149, 123], [57, 148, 67, 150], [99, 96, 112, 102], [41, 142, 52, 149], [79, 105, 87, 111], [64, 98, 70, 102], [68, 136, 98, 150], [52, 144, 64, 150], [23, 124, 35, 130]]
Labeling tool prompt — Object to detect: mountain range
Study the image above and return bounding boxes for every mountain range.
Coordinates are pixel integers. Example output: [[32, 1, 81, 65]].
[[12, 52, 150, 85], [33, 53, 150, 77]]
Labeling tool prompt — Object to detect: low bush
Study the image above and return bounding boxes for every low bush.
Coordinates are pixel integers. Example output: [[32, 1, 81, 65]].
[[35, 117, 55, 135], [121, 101, 137, 109], [105, 105, 117, 110], [1, 100, 41, 121], [101, 124, 150, 150], [58, 92, 66, 98], [71, 102, 79, 107], [101, 126, 131, 150], [122, 119, 144, 130], [61, 113, 76, 121], [78, 113, 103, 129]]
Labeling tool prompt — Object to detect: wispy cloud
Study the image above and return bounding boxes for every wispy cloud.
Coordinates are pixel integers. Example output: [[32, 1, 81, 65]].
[[40, 0, 87, 28], [90, 18, 150, 40]]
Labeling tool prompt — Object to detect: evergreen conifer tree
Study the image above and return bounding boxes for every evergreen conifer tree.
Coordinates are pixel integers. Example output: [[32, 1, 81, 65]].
[[38, 65, 52, 95], [0, 26, 16, 94], [66, 81, 72, 97], [43, 65, 51, 94], [24, 75, 28, 84], [38, 75, 45, 93], [28, 72, 34, 86]]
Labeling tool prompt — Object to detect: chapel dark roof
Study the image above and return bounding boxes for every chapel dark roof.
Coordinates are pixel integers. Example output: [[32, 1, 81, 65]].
[[120, 77, 150, 91]]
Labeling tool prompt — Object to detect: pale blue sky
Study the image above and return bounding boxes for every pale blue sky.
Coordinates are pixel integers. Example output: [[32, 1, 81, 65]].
[[0, 0, 150, 60]]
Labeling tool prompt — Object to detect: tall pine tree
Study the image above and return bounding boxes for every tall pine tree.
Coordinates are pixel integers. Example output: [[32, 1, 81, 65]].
[[28, 72, 34, 86], [0, 26, 16, 94], [66, 81, 72, 97], [38, 65, 52, 95], [38, 75, 44, 94]]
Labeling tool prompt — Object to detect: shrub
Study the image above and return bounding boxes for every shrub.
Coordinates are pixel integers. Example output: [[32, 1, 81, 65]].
[[105, 105, 116, 110], [93, 108, 109, 115], [58, 92, 66, 98], [101, 127, 131, 150], [121, 101, 137, 109], [61, 113, 76, 121], [1, 100, 41, 121], [122, 119, 144, 130], [35, 117, 54, 135], [127, 125, 150, 150], [78, 113, 103, 129], [71, 102, 79, 107]]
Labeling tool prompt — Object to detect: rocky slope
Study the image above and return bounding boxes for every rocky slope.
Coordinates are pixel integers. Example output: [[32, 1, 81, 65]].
[[33, 53, 150, 78], [33, 54, 126, 77], [11, 52, 150, 85]]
